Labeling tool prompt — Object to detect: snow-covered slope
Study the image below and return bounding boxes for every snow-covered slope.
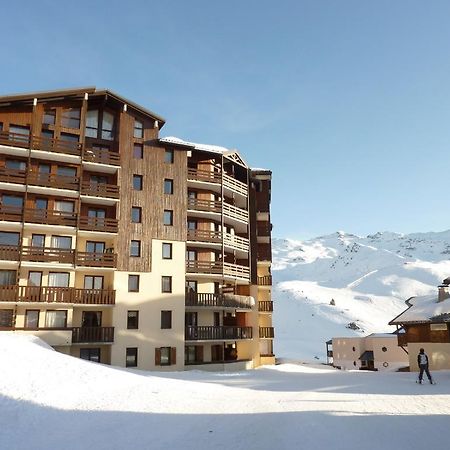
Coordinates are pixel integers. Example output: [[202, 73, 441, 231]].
[[273, 231, 450, 361], [2, 334, 450, 450]]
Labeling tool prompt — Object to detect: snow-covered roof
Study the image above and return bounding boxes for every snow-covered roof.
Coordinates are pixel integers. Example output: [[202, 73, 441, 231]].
[[389, 294, 450, 324], [160, 136, 231, 155]]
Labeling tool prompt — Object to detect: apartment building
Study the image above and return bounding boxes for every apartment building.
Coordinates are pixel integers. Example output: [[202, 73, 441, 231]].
[[0, 87, 274, 371]]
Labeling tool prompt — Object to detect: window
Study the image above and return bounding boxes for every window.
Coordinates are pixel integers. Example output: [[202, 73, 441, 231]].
[[45, 310, 67, 328], [134, 120, 144, 138], [128, 275, 140, 292], [86, 241, 105, 253], [54, 200, 75, 213], [25, 310, 39, 328], [38, 163, 51, 174], [61, 107, 81, 128], [9, 124, 30, 137], [185, 345, 203, 364], [51, 235, 72, 249], [133, 143, 143, 159], [164, 149, 174, 164], [214, 312, 220, 326], [35, 198, 48, 210], [162, 243, 172, 259], [31, 234, 45, 247], [133, 175, 143, 190], [185, 312, 198, 326], [82, 311, 101, 327], [84, 275, 104, 290], [60, 132, 79, 143], [90, 174, 108, 185], [186, 250, 197, 261], [187, 220, 197, 230], [0, 309, 14, 327], [27, 271, 42, 287], [127, 311, 139, 329], [0, 231, 20, 246], [56, 166, 76, 178], [430, 323, 448, 331], [131, 207, 142, 223], [162, 276, 172, 293], [101, 111, 115, 140], [163, 210, 173, 226], [2, 195, 23, 208], [161, 311, 172, 329], [130, 240, 141, 257], [88, 208, 106, 218], [43, 109, 56, 126], [85, 110, 98, 138], [80, 348, 101, 363], [158, 347, 174, 366], [381, 347, 388, 352], [126, 347, 138, 367], [5, 160, 26, 171], [41, 129, 54, 140], [185, 280, 197, 294], [48, 272, 69, 287], [164, 179, 173, 195]]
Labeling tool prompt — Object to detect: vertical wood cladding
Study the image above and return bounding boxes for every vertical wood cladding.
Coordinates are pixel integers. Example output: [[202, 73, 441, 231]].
[[117, 112, 187, 272]]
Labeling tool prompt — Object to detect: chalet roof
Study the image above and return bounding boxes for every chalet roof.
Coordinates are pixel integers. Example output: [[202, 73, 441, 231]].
[[389, 294, 450, 325], [160, 136, 249, 168], [0, 87, 166, 127]]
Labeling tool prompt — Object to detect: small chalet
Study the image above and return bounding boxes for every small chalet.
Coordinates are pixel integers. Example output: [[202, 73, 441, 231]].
[[389, 278, 450, 371]]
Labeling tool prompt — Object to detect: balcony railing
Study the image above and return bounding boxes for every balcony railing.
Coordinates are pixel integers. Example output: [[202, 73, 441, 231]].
[[75, 251, 117, 268], [27, 172, 79, 190], [32, 135, 82, 156], [0, 205, 23, 222], [223, 202, 248, 223], [259, 327, 275, 338], [0, 167, 27, 184], [187, 198, 221, 213], [185, 326, 253, 341], [72, 326, 115, 343], [24, 208, 77, 227], [0, 285, 115, 304], [223, 173, 248, 197], [80, 181, 120, 199], [186, 261, 250, 279], [0, 244, 20, 261], [78, 216, 118, 233], [0, 131, 30, 149], [22, 246, 74, 263], [186, 229, 249, 252], [258, 301, 274, 312], [187, 168, 221, 184], [257, 275, 272, 286], [83, 147, 120, 166], [185, 292, 253, 309]]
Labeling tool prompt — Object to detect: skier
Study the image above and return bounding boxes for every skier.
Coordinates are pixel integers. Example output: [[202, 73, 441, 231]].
[[417, 348, 433, 384]]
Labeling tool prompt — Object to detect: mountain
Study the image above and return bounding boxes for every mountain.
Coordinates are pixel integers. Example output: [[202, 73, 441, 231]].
[[272, 230, 450, 362]]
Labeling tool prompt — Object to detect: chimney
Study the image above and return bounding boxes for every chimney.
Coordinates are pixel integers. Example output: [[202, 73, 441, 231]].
[[438, 278, 450, 302]]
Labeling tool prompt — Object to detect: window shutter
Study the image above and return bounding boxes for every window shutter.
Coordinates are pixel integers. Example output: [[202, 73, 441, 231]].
[[170, 347, 176, 365], [155, 348, 161, 366], [196, 345, 203, 362]]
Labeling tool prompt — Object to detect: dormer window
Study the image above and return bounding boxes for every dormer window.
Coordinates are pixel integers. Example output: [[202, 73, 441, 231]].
[[85, 110, 115, 141]]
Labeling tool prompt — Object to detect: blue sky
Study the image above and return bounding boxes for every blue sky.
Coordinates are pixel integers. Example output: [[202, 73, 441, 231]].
[[1, 1, 450, 239]]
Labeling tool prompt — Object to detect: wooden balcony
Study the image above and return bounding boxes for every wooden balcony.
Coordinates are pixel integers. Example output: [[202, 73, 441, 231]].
[[223, 173, 248, 197], [80, 181, 120, 199], [78, 216, 118, 233], [223, 233, 249, 252], [32, 135, 81, 156], [223, 202, 248, 223], [185, 326, 253, 341], [0, 285, 115, 305], [187, 229, 222, 244], [75, 251, 117, 268], [257, 275, 272, 286], [0, 166, 27, 184], [0, 205, 23, 222], [27, 172, 79, 191], [83, 147, 120, 166], [0, 245, 20, 261], [259, 327, 275, 338], [187, 168, 221, 184], [22, 246, 74, 264], [72, 326, 115, 343], [186, 261, 250, 280], [258, 301, 274, 312], [24, 208, 77, 227], [187, 198, 221, 214], [0, 131, 30, 149], [185, 292, 253, 309]]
